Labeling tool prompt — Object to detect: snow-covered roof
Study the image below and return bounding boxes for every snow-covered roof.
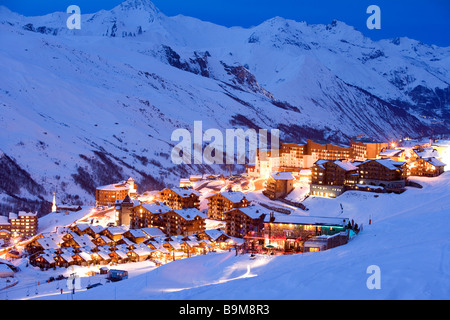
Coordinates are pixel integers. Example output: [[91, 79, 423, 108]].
[[88, 225, 105, 234], [200, 228, 228, 241], [359, 158, 405, 170], [165, 187, 201, 198], [73, 223, 90, 232], [208, 191, 246, 203], [421, 157, 446, 167], [334, 161, 358, 171], [270, 172, 294, 180], [36, 237, 59, 249], [141, 202, 172, 214], [379, 148, 404, 157], [141, 227, 166, 238], [173, 208, 207, 220], [131, 243, 152, 256], [18, 211, 37, 217], [413, 147, 440, 159], [96, 180, 133, 191], [104, 225, 129, 235], [233, 205, 270, 219], [126, 228, 147, 239], [75, 251, 92, 261], [8, 211, 37, 219]]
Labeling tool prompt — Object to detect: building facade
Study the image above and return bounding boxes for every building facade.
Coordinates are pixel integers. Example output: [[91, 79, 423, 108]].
[[310, 160, 359, 197], [95, 177, 137, 207], [357, 159, 407, 189], [162, 208, 206, 236], [206, 191, 249, 220], [130, 202, 173, 229], [9, 211, 38, 238], [156, 187, 200, 210], [409, 157, 445, 177], [225, 205, 269, 238], [264, 172, 294, 199]]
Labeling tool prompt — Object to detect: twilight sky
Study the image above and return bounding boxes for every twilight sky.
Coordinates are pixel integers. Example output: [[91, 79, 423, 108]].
[[1, 0, 449, 47]]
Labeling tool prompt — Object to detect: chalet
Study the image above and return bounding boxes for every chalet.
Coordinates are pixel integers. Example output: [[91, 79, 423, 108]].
[[124, 229, 148, 243], [156, 187, 200, 210], [85, 225, 105, 238], [108, 246, 129, 264], [141, 227, 166, 239], [127, 243, 152, 262], [70, 223, 91, 236], [149, 247, 170, 262], [411, 147, 441, 161], [181, 239, 201, 255], [206, 191, 249, 220], [0, 229, 11, 240], [0, 264, 14, 278], [100, 226, 129, 242], [310, 160, 359, 198], [54, 249, 74, 267], [72, 250, 93, 266], [130, 202, 172, 229], [225, 205, 270, 238], [64, 234, 96, 250], [93, 235, 115, 247], [90, 247, 112, 265], [95, 177, 137, 207], [264, 172, 294, 200], [357, 158, 407, 189], [197, 229, 229, 243], [34, 251, 57, 269], [27, 237, 59, 254], [179, 178, 193, 188], [196, 229, 232, 250], [162, 208, 206, 236], [409, 157, 446, 177], [115, 237, 134, 248]]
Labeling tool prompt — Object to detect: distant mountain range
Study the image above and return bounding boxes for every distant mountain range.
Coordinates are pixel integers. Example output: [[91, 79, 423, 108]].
[[0, 0, 449, 215]]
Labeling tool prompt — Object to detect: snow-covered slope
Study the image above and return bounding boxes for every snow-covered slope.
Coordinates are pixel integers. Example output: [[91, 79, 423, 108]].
[[0, 0, 449, 214]]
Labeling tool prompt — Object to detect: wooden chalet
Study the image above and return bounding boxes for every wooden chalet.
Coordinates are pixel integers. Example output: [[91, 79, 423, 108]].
[[124, 229, 148, 244], [224, 205, 269, 238], [130, 202, 172, 229], [162, 208, 206, 236], [156, 187, 200, 210], [409, 157, 446, 177], [206, 191, 249, 220]]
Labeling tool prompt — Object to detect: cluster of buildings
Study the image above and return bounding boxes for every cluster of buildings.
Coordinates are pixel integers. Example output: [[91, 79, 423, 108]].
[[2, 136, 446, 270], [247, 136, 447, 199], [27, 224, 240, 269], [106, 183, 350, 254]]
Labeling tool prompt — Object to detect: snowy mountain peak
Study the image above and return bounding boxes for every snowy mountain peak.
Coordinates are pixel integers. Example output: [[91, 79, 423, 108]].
[[116, 0, 160, 13]]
